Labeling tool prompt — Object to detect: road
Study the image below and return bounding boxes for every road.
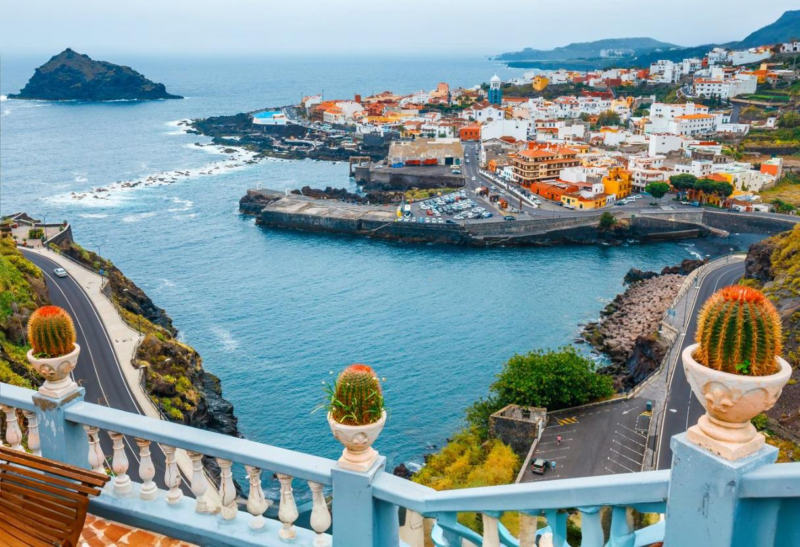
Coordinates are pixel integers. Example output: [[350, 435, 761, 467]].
[[21, 249, 182, 491], [655, 260, 746, 470]]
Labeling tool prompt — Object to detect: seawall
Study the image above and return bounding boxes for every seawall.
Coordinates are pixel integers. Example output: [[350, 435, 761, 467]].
[[240, 190, 756, 246]]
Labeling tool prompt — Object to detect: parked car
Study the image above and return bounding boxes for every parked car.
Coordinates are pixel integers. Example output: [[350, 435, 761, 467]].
[[531, 458, 548, 475], [504, 215, 516, 221]]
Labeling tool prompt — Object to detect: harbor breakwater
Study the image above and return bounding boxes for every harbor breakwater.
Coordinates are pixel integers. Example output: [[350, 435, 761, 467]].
[[240, 189, 800, 247]]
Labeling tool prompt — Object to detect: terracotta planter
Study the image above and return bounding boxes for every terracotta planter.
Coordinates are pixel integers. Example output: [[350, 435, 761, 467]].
[[328, 411, 386, 472], [682, 343, 791, 460], [27, 344, 81, 399]]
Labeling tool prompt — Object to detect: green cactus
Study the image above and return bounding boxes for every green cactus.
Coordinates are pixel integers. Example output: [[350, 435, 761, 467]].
[[695, 286, 783, 376], [329, 364, 384, 426], [28, 306, 77, 358]]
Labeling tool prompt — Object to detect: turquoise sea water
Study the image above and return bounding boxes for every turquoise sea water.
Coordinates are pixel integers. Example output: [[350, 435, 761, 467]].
[[0, 55, 761, 471]]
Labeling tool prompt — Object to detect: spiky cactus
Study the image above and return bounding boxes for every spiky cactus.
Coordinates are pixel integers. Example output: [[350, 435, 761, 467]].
[[330, 364, 384, 425], [28, 306, 77, 358], [695, 286, 782, 376]]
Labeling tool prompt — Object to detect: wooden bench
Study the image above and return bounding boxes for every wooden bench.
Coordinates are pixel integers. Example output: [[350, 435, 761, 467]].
[[0, 446, 110, 547]]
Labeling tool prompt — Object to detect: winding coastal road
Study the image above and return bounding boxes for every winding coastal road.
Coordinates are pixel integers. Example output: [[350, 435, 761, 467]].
[[656, 260, 746, 470], [21, 249, 179, 490]]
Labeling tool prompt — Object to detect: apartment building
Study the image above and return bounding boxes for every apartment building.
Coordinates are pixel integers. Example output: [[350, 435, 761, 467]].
[[511, 146, 581, 186]]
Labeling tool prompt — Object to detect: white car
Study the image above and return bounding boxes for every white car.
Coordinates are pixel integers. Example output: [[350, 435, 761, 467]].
[[53, 268, 68, 278]]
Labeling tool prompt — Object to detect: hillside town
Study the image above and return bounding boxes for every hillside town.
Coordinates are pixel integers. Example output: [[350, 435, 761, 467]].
[[238, 39, 800, 215]]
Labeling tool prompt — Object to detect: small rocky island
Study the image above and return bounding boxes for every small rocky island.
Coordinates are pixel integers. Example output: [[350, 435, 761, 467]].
[[9, 48, 182, 101]]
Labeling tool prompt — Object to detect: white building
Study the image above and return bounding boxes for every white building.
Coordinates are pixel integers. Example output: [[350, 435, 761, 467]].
[[694, 73, 757, 99], [673, 160, 713, 178], [781, 42, 800, 53], [649, 134, 684, 155], [480, 118, 531, 142], [462, 102, 504, 123], [650, 60, 681, 83], [629, 155, 668, 190], [707, 48, 729, 65], [729, 48, 772, 66]]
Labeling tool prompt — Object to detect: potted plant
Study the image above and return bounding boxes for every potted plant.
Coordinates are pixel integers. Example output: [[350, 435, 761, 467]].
[[325, 364, 386, 472], [683, 285, 791, 460], [26, 306, 81, 398]]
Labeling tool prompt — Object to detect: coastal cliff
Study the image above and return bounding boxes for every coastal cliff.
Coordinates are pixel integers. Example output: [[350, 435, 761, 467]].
[[53, 240, 240, 438], [10, 49, 182, 102], [744, 226, 800, 437]]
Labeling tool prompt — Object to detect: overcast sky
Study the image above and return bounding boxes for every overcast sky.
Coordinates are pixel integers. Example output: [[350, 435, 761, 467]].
[[0, 1, 796, 58]]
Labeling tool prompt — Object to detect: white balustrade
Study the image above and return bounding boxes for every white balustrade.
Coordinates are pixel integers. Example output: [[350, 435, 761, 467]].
[[308, 481, 331, 547], [83, 425, 106, 473], [277, 473, 298, 541], [162, 445, 183, 505], [217, 458, 237, 520], [0, 405, 23, 451], [21, 410, 40, 456], [109, 432, 132, 495], [481, 513, 500, 547], [189, 451, 215, 514], [136, 439, 158, 501], [245, 465, 270, 530]]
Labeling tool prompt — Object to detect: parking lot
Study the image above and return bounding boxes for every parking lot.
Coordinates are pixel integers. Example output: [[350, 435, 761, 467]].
[[397, 188, 517, 225], [521, 398, 652, 483]]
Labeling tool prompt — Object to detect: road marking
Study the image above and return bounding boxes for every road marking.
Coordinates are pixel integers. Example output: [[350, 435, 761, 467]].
[[615, 430, 647, 448], [613, 439, 644, 458], [604, 466, 619, 475], [610, 447, 643, 467], [617, 423, 647, 439], [556, 416, 578, 426], [536, 447, 570, 455], [607, 456, 637, 473]]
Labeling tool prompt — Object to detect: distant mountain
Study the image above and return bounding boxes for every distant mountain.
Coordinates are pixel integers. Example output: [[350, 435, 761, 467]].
[[496, 10, 800, 70], [9, 49, 182, 102], [736, 10, 800, 48], [496, 38, 681, 62]]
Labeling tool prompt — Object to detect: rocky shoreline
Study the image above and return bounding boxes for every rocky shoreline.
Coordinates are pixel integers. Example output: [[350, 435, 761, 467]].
[[189, 110, 391, 163], [583, 259, 705, 389]]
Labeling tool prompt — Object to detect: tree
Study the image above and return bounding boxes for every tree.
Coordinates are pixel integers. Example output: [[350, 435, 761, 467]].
[[669, 174, 698, 193], [599, 212, 617, 230], [778, 112, 800, 129], [597, 110, 622, 127], [645, 182, 670, 202], [466, 347, 615, 436]]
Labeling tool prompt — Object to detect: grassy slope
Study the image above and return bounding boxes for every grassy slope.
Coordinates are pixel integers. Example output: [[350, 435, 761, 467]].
[[0, 237, 49, 387]]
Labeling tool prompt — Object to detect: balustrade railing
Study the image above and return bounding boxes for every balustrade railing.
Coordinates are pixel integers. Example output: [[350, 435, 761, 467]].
[[1, 380, 800, 547]]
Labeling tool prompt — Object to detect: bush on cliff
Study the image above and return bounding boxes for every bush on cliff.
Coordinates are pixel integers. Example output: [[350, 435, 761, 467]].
[[413, 428, 520, 534], [466, 347, 615, 437]]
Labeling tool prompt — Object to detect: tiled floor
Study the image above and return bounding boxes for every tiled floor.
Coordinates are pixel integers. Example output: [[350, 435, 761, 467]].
[[81, 515, 198, 547]]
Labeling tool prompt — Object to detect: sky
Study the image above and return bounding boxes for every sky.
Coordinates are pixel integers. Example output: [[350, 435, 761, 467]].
[[0, 1, 797, 58]]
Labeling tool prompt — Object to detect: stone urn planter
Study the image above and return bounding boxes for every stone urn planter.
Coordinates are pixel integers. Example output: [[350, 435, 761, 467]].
[[328, 410, 386, 472], [27, 343, 81, 399], [683, 343, 791, 461]]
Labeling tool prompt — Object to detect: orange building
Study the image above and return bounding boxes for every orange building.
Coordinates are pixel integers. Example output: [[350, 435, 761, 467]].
[[511, 146, 580, 186], [529, 181, 579, 202], [602, 167, 633, 200], [459, 125, 481, 141]]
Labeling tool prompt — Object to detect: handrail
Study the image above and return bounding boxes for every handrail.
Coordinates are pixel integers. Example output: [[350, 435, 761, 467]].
[[0, 384, 38, 411], [64, 400, 337, 485], [739, 462, 800, 498], [371, 468, 671, 515]]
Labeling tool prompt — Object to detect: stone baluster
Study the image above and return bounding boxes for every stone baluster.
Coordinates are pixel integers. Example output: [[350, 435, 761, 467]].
[[518, 512, 539, 547], [277, 474, 298, 541], [136, 439, 158, 501], [577, 506, 604, 547], [83, 426, 105, 473], [481, 513, 500, 547], [21, 410, 41, 457], [308, 481, 331, 547], [108, 432, 131, 495], [1, 405, 23, 451], [246, 466, 270, 531], [188, 451, 214, 513], [543, 509, 568, 547], [162, 445, 183, 505], [217, 458, 237, 520]]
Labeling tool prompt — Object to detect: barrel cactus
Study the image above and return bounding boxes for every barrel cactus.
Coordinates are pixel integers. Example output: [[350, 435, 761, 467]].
[[28, 306, 77, 358], [695, 286, 782, 376], [329, 364, 384, 426]]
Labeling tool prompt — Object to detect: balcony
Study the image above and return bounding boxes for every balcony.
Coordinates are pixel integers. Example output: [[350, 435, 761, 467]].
[[1, 380, 800, 547]]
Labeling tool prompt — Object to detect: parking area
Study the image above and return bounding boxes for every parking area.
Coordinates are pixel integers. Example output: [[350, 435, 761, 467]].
[[521, 398, 652, 483], [398, 188, 515, 225]]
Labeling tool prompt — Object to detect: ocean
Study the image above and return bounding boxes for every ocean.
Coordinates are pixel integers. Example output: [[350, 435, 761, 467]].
[[0, 54, 760, 474]]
